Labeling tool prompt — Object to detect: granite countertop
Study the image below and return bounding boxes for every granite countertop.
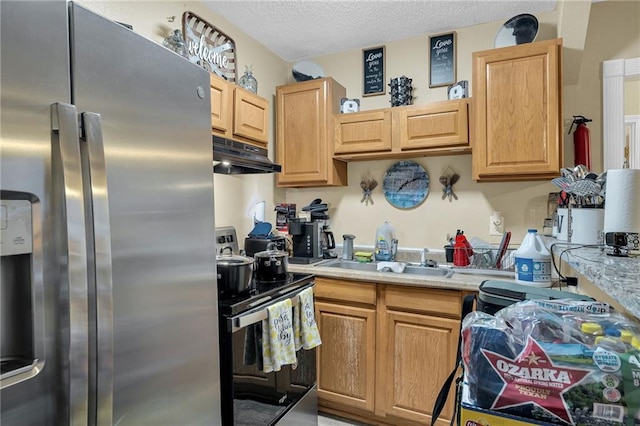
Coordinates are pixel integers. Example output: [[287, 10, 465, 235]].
[[549, 242, 640, 319]]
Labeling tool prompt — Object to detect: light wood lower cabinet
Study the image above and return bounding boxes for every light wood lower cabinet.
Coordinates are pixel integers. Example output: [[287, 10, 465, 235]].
[[376, 285, 461, 425], [315, 277, 464, 426], [377, 311, 459, 424], [316, 301, 377, 413], [315, 278, 377, 415]]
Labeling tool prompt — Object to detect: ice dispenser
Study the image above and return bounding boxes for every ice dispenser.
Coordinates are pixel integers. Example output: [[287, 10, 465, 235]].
[[1, 192, 43, 387]]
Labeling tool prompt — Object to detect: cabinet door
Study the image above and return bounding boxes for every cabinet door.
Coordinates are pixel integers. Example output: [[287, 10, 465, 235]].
[[276, 78, 347, 187], [472, 39, 562, 181], [397, 99, 469, 151], [334, 109, 392, 154], [233, 88, 268, 147], [315, 301, 376, 414], [210, 73, 232, 136], [378, 309, 460, 425]]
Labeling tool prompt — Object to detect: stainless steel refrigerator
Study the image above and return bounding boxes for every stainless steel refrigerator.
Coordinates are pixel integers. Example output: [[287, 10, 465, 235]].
[[0, 1, 221, 424]]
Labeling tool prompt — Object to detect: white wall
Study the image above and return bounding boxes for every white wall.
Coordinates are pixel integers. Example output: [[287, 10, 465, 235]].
[[282, 9, 560, 250], [78, 0, 289, 238], [282, 1, 640, 250], [76, 0, 640, 251], [626, 79, 640, 115]]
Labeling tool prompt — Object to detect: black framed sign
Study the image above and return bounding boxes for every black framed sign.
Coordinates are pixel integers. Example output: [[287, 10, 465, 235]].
[[429, 32, 456, 88], [363, 45, 385, 96]]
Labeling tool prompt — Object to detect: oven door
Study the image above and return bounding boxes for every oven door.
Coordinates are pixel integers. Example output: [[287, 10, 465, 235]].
[[220, 282, 317, 426]]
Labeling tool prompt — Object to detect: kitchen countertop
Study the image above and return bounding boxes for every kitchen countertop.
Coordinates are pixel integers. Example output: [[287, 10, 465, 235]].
[[287, 261, 504, 292], [549, 242, 640, 319], [289, 245, 640, 320]]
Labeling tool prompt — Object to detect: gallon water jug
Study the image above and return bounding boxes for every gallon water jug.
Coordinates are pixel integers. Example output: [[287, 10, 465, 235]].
[[374, 221, 396, 261], [514, 229, 552, 287]]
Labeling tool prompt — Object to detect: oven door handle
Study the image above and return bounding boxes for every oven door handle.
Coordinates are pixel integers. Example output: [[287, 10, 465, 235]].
[[230, 282, 315, 333]]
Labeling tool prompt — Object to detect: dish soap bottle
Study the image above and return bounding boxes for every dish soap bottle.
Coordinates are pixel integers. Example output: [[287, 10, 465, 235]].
[[374, 221, 395, 261]]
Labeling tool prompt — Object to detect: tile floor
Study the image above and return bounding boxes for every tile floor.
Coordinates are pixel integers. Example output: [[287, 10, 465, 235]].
[[318, 414, 369, 426]]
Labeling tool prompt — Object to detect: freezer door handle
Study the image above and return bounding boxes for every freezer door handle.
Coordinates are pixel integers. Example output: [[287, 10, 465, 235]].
[[51, 102, 90, 426], [80, 111, 114, 426]]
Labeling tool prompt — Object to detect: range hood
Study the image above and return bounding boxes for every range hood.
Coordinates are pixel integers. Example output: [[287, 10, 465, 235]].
[[212, 136, 281, 174]]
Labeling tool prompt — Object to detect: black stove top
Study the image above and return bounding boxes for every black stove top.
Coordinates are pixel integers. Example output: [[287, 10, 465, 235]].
[[218, 273, 314, 316]]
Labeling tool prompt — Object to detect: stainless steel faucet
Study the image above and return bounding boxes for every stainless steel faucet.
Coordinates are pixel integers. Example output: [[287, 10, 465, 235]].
[[420, 248, 429, 266], [391, 239, 398, 261]]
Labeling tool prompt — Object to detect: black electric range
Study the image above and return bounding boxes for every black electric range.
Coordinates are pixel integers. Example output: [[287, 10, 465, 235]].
[[217, 272, 315, 316]]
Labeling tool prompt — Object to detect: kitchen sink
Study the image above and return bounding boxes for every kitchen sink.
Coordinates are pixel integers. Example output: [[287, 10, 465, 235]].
[[402, 265, 454, 278], [315, 259, 454, 278], [316, 259, 379, 272]]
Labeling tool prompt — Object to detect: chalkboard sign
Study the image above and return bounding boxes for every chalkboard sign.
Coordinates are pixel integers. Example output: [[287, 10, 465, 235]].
[[429, 32, 456, 88], [363, 45, 385, 96]]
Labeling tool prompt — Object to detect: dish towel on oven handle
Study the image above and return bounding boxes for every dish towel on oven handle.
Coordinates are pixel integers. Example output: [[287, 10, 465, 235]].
[[262, 298, 297, 373], [294, 287, 322, 350]]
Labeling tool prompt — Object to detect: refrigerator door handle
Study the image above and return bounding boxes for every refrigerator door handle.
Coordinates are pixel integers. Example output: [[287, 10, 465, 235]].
[[80, 111, 114, 426], [51, 102, 90, 426]]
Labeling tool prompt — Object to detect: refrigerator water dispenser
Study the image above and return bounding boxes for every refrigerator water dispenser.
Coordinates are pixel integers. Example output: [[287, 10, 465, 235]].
[[1, 193, 42, 387]]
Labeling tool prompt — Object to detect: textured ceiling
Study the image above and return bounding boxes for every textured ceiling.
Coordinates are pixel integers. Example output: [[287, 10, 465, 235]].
[[203, 0, 557, 62]]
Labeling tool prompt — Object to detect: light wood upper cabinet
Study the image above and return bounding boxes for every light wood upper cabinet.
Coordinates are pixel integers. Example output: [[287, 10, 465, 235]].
[[333, 99, 470, 161], [210, 73, 232, 135], [334, 109, 392, 154], [397, 100, 468, 151], [233, 88, 269, 144], [472, 38, 563, 181], [210, 73, 268, 148], [276, 78, 347, 187]]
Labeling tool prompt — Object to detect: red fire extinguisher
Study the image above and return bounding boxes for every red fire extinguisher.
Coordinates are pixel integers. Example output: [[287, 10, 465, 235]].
[[569, 115, 592, 170]]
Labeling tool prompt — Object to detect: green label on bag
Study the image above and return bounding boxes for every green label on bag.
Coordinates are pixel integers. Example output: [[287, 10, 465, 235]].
[[620, 351, 640, 426]]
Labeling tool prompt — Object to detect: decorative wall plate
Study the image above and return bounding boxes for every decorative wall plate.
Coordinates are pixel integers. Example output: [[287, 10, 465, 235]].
[[494, 13, 539, 48], [383, 161, 430, 209], [183, 11, 237, 82], [292, 61, 325, 82]]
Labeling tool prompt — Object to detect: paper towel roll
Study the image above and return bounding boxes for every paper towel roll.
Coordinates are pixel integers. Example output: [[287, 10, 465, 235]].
[[604, 169, 640, 233], [254, 200, 266, 223]]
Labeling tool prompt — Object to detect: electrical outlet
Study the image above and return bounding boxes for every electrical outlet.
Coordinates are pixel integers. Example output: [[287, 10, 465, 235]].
[[489, 215, 504, 236]]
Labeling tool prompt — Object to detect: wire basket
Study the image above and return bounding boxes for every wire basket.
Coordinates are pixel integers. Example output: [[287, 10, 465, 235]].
[[461, 247, 516, 272]]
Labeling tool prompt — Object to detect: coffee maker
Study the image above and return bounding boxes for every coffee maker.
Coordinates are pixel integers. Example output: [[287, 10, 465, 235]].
[[289, 219, 323, 263], [316, 219, 337, 259]]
